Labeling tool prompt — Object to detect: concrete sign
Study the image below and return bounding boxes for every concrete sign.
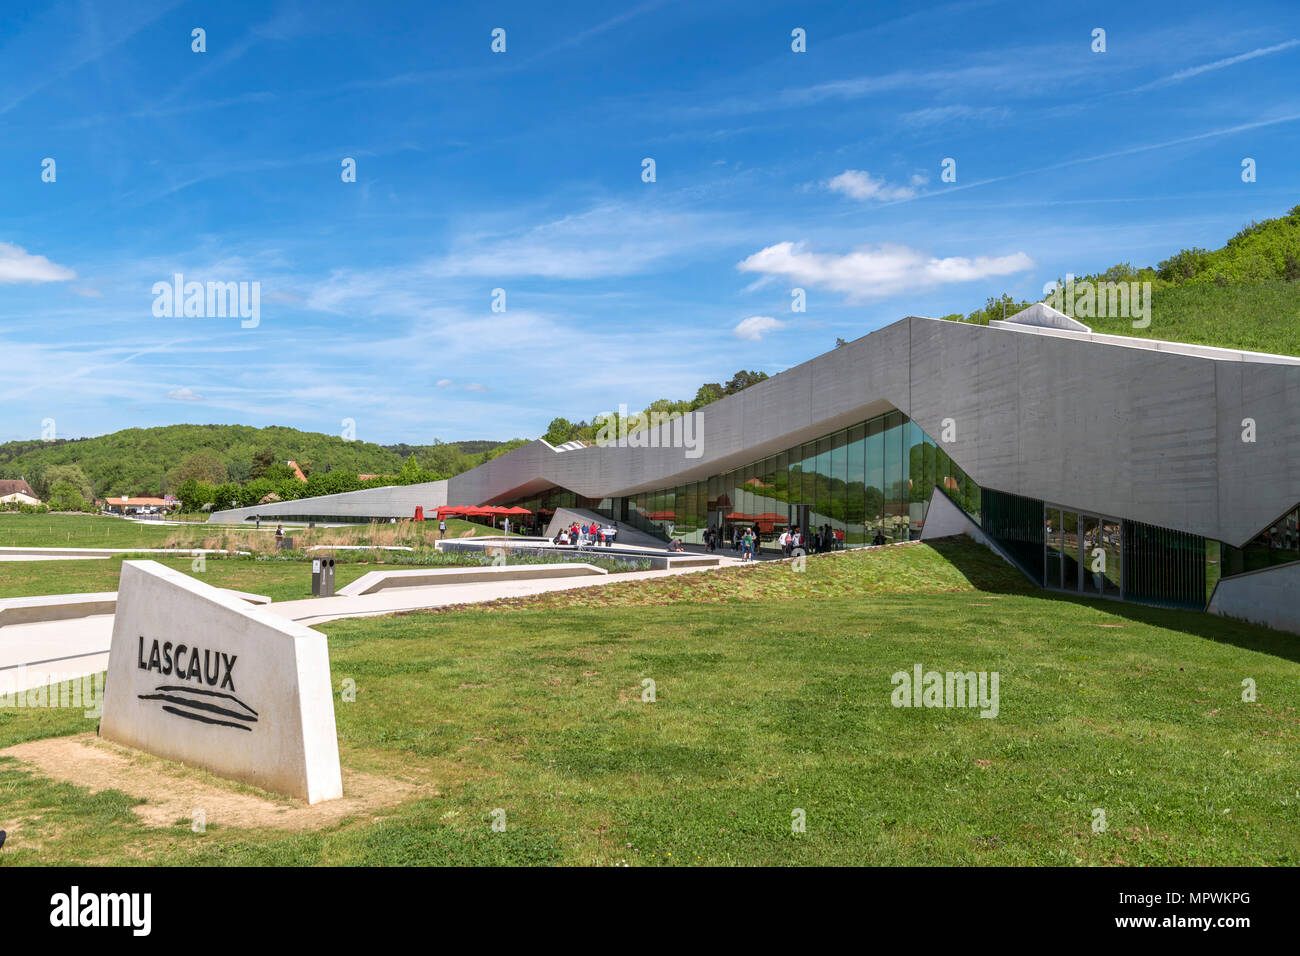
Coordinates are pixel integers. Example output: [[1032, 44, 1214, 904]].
[[100, 561, 343, 804]]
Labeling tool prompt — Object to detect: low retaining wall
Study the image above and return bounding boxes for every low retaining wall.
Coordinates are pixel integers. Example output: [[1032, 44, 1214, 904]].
[[435, 538, 720, 570], [0, 592, 118, 627], [1208, 561, 1300, 635], [339, 562, 608, 597], [0, 588, 270, 627]]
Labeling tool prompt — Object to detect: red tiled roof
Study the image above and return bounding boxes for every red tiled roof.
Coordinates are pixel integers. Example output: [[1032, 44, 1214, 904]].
[[0, 479, 38, 499]]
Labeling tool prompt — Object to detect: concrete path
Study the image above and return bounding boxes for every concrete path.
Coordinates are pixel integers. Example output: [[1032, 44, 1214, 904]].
[[266, 562, 717, 626], [0, 615, 114, 695]]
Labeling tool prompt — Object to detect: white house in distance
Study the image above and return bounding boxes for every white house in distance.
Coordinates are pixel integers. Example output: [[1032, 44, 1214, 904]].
[[99, 495, 179, 516], [0, 479, 41, 506]]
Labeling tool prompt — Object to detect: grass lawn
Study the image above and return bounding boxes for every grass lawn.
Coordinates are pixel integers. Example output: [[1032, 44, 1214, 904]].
[[2, 539, 1297, 865], [0, 513, 509, 551], [0, 514, 216, 548], [0, 555, 375, 603], [0, 546, 642, 603]]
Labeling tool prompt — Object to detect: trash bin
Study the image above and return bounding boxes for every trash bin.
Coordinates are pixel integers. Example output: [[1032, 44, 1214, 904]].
[[311, 557, 323, 596], [322, 558, 336, 597]]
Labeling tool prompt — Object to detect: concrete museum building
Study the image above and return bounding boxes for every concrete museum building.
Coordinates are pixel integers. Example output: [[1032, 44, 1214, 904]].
[[211, 306, 1300, 634]]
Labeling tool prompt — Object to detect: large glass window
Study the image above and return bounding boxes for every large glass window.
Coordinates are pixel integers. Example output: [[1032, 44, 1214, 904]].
[[825, 430, 845, 549], [845, 423, 866, 547], [906, 421, 931, 538], [1045, 507, 1063, 589], [882, 412, 905, 542], [1061, 510, 1080, 589], [866, 417, 885, 541], [1100, 518, 1122, 596], [625, 409, 965, 553], [1123, 518, 1207, 609], [1081, 515, 1102, 594], [813, 437, 832, 536], [800, 442, 817, 512], [1222, 505, 1300, 576]]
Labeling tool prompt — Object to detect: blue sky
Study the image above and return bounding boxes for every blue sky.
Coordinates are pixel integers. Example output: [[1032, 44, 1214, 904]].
[[2, 0, 1298, 445]]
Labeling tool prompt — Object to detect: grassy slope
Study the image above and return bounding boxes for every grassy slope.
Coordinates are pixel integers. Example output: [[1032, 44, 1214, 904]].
[[1090, 280, 1300, 355], [2, 539, 1297, 866]]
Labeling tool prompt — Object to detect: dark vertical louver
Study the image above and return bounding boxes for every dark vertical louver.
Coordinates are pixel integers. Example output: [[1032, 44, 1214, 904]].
[[1122, 519, 1207, 609], [981, 488, 1044, 584]]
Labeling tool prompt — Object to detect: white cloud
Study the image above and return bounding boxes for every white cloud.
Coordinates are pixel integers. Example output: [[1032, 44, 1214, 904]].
[[826, 170, 921, 202], [0, 242, 76, 283], [463, 383, 488, 392], [166, 387, 204, 402], [737, 242, 1034, 300], [435, 379, 453, 387], [898, 105, 1010, 128], [732, 315, 785, 341], [1135, 39, 1300, 90], [430, 202, 735, 280]]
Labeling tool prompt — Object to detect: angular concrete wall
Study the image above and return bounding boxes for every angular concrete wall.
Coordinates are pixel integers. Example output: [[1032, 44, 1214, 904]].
[[211, 479, 448, 524], [1207, 561, 1300, 634]]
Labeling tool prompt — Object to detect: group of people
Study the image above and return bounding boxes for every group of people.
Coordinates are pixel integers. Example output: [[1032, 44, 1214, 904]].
[[699, 522, 853, 561], [779, 524, 845, 555], [555, 521, 618, 547], [702, 524, 763, 559]]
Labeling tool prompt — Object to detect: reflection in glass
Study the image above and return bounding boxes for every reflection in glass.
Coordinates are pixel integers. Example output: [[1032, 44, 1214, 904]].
[[1061, 511, 1080, 591], [1045, 507, 1063, 589], [846, 423, 866, 546], [1100, 519, 1121, 596], [1081, 515, 1102, 594]]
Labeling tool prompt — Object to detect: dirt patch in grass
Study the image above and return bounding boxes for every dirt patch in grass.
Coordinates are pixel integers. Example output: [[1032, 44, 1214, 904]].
[[1, 734, 418, 831]]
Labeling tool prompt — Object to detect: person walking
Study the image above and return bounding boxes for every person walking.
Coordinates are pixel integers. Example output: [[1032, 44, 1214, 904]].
[[438, 518, 447, 539]]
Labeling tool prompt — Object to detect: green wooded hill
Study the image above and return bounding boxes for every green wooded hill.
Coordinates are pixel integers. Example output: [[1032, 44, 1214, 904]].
[[943, 202, 1300, 355], [0, 425, 504, 498]]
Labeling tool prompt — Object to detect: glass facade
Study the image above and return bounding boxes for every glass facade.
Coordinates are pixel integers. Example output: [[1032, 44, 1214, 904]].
[[1122, 519, 1207, 609], [982, 488, 1045, 584], [500, 408, 1294, 616], [619, 409, 979, 551], [1222, 505, 1300, 576]]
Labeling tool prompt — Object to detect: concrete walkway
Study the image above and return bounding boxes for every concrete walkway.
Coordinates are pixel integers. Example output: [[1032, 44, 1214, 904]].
[[0, 615, 114, 695], [265, 562, 718, 626]]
